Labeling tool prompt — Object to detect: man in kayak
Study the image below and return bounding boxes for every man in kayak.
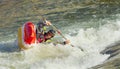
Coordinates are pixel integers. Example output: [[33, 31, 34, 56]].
[[36, 20, 51, 39], [36, 20, 70, 45]]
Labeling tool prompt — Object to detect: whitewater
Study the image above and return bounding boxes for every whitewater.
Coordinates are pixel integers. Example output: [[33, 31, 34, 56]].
[[0, 14, 120, 69]]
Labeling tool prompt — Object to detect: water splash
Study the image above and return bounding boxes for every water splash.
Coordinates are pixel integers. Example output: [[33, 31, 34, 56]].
[[1, 18, 120, 69]]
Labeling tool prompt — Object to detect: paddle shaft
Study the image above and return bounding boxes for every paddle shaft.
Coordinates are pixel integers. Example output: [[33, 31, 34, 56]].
[[51, 25, 84, 51], [51, 25, 76, 47], [42, 17, 84, 51], [51, 25, 67, 39], [42, 17, 67, 40]]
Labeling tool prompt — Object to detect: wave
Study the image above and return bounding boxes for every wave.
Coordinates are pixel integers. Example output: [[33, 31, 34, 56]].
[[0, 20, 120, 69]]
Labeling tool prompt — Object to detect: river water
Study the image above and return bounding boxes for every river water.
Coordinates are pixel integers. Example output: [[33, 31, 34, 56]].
[[0, 0, 120, 69]]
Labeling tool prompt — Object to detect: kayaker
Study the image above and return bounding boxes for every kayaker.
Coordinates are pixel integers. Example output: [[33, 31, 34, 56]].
[[36, 20, 51, 39], [36, 20, 70, 45]]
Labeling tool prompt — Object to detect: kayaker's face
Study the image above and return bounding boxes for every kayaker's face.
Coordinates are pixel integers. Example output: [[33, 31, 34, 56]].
[[45, 32, 53, 39]]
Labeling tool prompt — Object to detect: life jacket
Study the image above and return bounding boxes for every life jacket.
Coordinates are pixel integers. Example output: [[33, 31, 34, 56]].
[[37, 34, 45, 43], [37, 34, 47, 43], [36, 23, 47, 39], [37, 34, 52, 43]]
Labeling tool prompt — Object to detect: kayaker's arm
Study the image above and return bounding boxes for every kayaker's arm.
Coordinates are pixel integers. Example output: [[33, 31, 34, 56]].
[[53, 40, 70, 45]]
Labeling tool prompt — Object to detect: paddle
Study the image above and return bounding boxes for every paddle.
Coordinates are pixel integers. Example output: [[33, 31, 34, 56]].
[[42, 17, 84, 51], [51, 24, 84, 51]]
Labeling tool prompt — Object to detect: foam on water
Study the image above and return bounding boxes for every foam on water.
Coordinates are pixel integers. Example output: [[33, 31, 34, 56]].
[[29, 20, 120, 69], [1, 20, 120, 69]]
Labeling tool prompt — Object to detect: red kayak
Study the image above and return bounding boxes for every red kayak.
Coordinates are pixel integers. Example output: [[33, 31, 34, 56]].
[[24, 22, 36, 44], [18, 22, 37, 50]]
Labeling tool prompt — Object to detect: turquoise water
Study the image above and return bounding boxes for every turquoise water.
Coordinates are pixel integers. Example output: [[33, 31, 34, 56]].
[[0, 0, 120, 69]]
